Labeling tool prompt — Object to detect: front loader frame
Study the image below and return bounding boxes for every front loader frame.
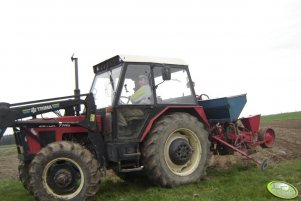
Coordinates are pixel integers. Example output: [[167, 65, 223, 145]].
[[0, 93, 106, 164]]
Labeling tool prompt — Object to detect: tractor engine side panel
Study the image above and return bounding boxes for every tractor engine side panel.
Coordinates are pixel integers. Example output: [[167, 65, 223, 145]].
[[24, 115, 102, 155], [25, 126, 88, 155]]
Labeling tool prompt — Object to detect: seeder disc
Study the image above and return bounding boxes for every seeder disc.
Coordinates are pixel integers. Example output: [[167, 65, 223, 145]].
[[267, 181, 299, 199]]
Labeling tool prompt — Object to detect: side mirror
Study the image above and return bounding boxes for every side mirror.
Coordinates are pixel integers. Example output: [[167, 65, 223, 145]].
[[162, 67, 171, 80]]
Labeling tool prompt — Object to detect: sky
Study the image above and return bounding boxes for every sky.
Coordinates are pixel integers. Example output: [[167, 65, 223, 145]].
[[0, 0, 300, 117]]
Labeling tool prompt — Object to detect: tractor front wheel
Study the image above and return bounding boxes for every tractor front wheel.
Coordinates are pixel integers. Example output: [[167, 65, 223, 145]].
[[29, 141, 100, 201], [142, 112, 210, 187]]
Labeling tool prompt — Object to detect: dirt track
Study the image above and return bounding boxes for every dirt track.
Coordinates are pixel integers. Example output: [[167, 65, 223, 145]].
[[0, 119, 300, 180]]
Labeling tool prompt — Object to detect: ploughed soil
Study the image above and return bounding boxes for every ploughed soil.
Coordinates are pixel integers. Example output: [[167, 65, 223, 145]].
[[0, 120, 300, 180], [209, 120, 301, 168]]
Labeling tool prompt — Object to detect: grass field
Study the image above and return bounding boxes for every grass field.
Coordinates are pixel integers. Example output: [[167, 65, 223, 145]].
[[261, 111, 301, 123], [0, 144, 17, 156], [0, 160, 300, 201], [0, 144, 16, 148], [95, 160, 301, 201]]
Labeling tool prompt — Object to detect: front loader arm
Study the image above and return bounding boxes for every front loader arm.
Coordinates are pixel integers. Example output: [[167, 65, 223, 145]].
[[0, 93, 97, 141]]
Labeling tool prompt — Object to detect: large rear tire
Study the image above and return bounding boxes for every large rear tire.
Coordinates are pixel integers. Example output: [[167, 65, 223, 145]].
[[142, 112, 210, 187], [29, 141, 100, 201]]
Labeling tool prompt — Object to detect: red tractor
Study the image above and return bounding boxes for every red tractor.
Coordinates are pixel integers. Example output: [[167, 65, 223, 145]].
[[0, 55, 275, 201]]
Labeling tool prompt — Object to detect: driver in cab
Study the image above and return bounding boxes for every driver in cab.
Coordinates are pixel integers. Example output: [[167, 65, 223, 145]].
[[130, 75, 152, 104], [118, 74, 152, 132]]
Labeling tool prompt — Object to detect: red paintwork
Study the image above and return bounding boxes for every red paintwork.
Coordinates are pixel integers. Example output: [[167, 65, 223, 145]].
[[194, 107, 209, 125], [140, 106, 209, 141], [27, 126, 88, 154], [209, 114, 275, 162], [225, 126, 254, 146], [210, 122, 260, 149], [26, 115, 101, 155], [212, 135, 261, 165], [240, 115, 261, 133], [261, 128, 275, 148]]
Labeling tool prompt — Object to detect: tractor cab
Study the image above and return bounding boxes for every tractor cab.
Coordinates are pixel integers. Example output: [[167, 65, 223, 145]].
[[91, 55, 197, 141]]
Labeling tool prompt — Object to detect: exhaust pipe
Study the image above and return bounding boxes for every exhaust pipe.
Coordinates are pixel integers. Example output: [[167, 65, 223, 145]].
[[71, 54, 81, 116]]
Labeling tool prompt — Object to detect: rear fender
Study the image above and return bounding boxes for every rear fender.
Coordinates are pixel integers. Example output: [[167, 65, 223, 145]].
[[140, 106, 209, 141]]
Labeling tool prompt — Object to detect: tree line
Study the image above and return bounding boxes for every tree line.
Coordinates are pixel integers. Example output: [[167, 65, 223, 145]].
[[0, 135, 15, 145]]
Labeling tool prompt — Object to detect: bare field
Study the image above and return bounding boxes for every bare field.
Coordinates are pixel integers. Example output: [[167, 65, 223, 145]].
[[209, 119, 301, 168], [0, 119, 300, 180], [0, 145, 18, 179]]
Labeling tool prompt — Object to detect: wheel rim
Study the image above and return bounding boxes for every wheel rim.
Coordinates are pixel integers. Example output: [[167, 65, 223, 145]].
[[164, 128, 201, 176], [264, 129, 275, 146], [42, 157, 84, 199]]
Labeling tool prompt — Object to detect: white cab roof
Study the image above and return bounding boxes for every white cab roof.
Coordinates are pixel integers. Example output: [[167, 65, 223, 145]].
[[118, 54, 187, 65]]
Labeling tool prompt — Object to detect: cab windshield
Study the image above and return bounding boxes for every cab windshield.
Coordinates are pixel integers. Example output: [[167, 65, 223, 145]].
[[90, 65, 122, 109]]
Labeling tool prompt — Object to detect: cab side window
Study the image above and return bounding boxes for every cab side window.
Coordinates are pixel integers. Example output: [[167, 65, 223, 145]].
[[119, 64, 154, 105], [153, 67, 195, 104]]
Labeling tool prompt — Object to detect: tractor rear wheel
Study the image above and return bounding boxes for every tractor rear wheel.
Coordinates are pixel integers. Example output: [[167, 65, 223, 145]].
[[29, 141, 100, 201], [259, 128, 275, 148], [142, 112, 210, 187]]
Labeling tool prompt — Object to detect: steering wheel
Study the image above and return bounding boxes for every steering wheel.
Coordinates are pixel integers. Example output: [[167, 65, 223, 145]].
[[119, 96, 131, 104]]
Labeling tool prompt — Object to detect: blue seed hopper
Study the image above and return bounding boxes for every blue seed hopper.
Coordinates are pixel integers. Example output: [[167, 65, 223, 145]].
[[198, 94, 247, 123]]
